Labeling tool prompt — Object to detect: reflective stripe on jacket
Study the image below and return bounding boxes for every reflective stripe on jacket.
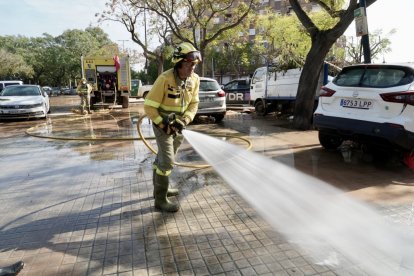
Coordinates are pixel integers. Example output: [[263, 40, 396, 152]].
[[144, 68, 200, 125], [77, 84, 91, 94]]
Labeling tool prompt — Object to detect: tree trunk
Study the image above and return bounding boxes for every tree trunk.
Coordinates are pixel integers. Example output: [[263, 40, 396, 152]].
[[199, 47, 205, 77], [289, 0, 378, 130], [292, 34, 334, 130], [199, 61, 205, 77], [157, 55, 164, 75]]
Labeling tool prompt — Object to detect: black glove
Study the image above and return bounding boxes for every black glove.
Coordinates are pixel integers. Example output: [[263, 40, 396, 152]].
[[158, 116, 176, 135], [158, 122, 173, 135], [170, 118, 186, 134], [161, 124, 173, 135]]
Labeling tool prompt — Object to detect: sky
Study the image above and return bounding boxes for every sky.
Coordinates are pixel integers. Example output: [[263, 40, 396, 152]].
[[0, 0, 413, 68]]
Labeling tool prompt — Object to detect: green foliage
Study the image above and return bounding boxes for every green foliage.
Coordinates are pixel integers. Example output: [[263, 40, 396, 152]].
[[201, 10, 260, 78], [309, 9, 339, 30], [135, 62, 158, 84], [101, 0, 257, 75], [0, 27, 118, 86], [251, 9, 340, 70], [200, 6, 341, 78], [0, 48, 33, 79]]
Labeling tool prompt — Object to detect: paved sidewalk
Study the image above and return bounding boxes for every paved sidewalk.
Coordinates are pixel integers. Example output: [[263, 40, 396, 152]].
[[0, 110, 412, 275]]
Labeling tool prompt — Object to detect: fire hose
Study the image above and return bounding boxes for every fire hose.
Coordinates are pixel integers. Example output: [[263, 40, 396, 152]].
[[25, 113, 252, 169], [135, 114, 252, 169]]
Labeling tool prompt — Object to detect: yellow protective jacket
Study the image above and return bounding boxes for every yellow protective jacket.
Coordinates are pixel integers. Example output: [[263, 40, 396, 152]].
[[144, 68, 200, 125], [77, 83, 92, 94]]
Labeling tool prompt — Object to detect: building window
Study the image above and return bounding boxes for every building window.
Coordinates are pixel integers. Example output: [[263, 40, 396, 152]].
[[275, 0, 281, 10]]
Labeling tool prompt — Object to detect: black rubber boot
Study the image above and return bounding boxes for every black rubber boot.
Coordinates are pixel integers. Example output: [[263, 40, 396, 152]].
[[0, 261, 24, 276], [153, 170, 178, 197], [154, 174, 179, 212]]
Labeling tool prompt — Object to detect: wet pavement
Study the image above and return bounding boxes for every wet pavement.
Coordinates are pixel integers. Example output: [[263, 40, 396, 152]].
[[0, 96, 413, 275]]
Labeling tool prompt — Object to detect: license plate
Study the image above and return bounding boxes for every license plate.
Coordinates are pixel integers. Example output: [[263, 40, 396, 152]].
[[2, 110, 26, 114], [200, 97, 214, 102], [340, 99, 372, 109]]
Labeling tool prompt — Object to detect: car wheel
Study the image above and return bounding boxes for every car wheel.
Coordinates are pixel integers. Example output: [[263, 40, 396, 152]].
[[255, 99, 267, 116], [318, 131, 343, 150], [213, 114, 225, 123], [143, 91, 149, 99], [122, 96, 129, 108]]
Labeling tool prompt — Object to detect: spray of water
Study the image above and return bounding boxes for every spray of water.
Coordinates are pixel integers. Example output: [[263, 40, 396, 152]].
[[183, 130, 414, 275]]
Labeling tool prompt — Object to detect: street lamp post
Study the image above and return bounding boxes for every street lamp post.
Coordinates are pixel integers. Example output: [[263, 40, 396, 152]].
[[359, 0, 371, 63], [144, 3, 148, 74], [118, 40, 129, 53]]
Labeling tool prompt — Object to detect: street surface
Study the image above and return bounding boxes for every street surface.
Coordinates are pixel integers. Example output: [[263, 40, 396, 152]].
[[0, 95, 413, 275]]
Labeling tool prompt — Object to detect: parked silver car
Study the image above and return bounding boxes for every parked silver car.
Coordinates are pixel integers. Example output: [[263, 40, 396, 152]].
[[197, 77, 226, 123]]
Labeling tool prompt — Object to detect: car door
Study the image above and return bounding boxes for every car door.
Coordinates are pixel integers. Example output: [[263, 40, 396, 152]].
[[250, 67, 266, 102], [236, 80, 250, 105], [40, 87, 50, 112], [224, 80, 250, 106], [223, 81, 240, 105]]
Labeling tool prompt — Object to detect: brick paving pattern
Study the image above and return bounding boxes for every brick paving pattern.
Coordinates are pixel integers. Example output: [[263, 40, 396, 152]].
[[0, 111, 412, 275]]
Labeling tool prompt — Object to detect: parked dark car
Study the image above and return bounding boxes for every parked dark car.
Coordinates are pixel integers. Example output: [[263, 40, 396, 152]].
[[51, 87, 61, 96], [62, 88, 77, 95], [222, 78, 251, 107]]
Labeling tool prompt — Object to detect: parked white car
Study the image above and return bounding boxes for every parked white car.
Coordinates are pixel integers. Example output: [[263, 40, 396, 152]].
[[197, 77, 226, 123], [0, 85, 50, 119], [130, 79, 153, 99], [0, 80, 23, 91], [313, 63, 414, 152]]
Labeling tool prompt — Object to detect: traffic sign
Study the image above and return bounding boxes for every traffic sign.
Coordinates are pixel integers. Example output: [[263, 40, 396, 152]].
[[354, 7, 368, 37]]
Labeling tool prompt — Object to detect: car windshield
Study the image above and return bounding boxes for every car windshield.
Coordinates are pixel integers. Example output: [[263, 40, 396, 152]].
[[200, 80, 220, 91], [1, 86, 41, 96]]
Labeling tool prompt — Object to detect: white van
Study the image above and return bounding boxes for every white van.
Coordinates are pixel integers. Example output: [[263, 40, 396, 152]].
[[0, 80, 23, 91], [250, 66, 326, 116]]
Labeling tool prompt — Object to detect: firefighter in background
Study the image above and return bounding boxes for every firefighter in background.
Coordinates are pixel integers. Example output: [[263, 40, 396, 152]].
[[144, 42, 201, 212], [76, 78, 93, 114]]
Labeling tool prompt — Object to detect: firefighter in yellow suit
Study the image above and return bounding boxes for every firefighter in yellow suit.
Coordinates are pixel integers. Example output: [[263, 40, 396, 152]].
[[144, 42, 201, 212], [76, 78, 92, 114]]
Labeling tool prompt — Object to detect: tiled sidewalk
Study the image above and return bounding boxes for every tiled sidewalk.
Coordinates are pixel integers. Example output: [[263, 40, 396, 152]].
[[0, 130, 332, 276], [0, 113, 412, 275]]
